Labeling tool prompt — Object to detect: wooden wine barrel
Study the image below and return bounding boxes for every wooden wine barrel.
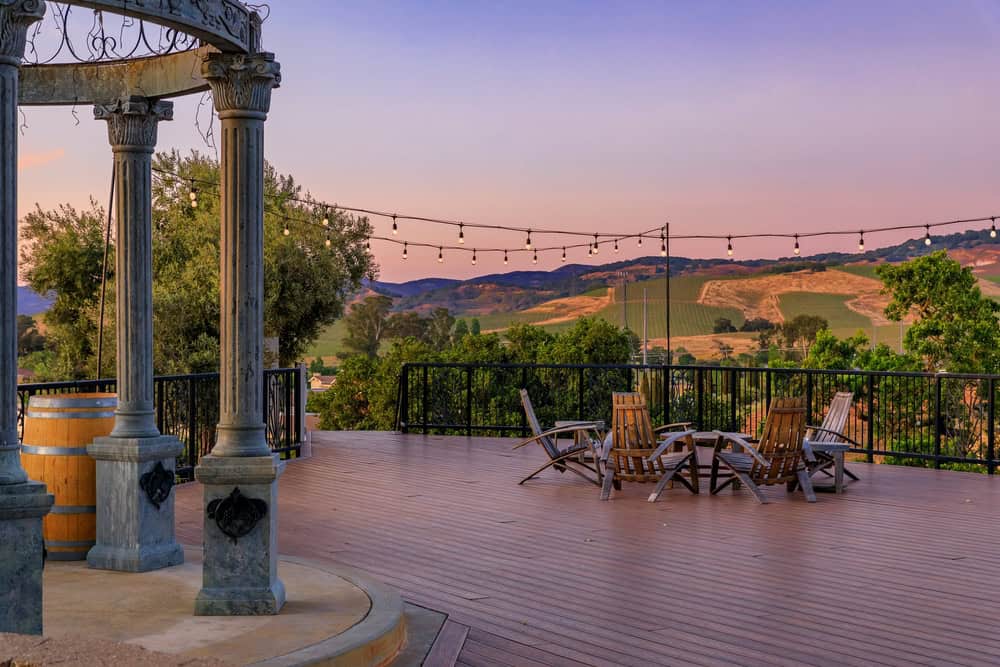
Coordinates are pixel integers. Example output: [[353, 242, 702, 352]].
[[20, 393, 116, 561]]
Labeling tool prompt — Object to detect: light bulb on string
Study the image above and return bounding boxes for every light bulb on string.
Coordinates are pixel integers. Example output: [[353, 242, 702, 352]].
[[637, 235, 642, 247], [402, 242, 408, 259], [471, 249, 477, 265], [437, 246, 443, 263], [188, 181, 198, 208], [991, 218, 997, 240], [391, 214, 398, 235], [660, 234, 667, 257], [858, 232, 865, 252], [587, 244, 593, 256], [561, 247, 566, 262], [614, 238, 619, 253], [503, 250, 508, 265], [592, 234, 599, 255], [325, 233, 331, 248], [924, 226, 932, 246], [283, 222, 290, 237], [793, 235, 800, 256], [726, 236, 734, 257], [458, 224, 465, 244], [365, 237, 370, 250], [322, 208, 329, 227], [525, 230, 532, 250], [533, 250, 538, 264]]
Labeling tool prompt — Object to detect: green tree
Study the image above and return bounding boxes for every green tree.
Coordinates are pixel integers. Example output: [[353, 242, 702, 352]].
[[781, 314, 828, 358], [385, 311, 426, 340], [712, 317, 737, 333], [452, 319, 470, 343], [17, 315, 46, 356], [878, 251, 1000, 373], [470, 318, 481, 336], [19, 200, 109, 379], [341, 295, 393, 358], [424, 308, 455, 348]]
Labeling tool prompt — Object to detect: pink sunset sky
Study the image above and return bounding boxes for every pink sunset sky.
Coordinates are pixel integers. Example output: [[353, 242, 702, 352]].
[[16, 0, 1000, 283]]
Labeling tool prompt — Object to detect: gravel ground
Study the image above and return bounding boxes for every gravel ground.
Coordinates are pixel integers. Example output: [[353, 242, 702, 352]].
[[0, 634, 234, 667]]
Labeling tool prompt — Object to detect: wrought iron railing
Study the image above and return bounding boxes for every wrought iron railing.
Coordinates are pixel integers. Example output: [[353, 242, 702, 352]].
[[397, 363, 1000, 474], [17, 367, 304, 481]]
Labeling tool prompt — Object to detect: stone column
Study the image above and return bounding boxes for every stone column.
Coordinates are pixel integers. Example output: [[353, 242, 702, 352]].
[[86, 96, 184, 573], [0, 0, 53, 636], [195, 52, 284, 616]]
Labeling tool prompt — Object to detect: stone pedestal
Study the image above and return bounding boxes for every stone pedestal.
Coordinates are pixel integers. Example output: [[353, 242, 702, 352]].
[[0, 481, 53, 635], [86, 436, 184, 572], [194, 454, 285, 615]]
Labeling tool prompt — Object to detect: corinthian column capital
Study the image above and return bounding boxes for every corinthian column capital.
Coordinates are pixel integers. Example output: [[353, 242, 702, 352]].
[[202, 51, 280, 119], [0, 0, 45, 66], [93, 96, 173, 152]]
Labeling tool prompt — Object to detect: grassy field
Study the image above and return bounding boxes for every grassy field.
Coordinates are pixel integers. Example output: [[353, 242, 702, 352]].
[[834, 263, 881, 279], [778, 292, 872, 338]]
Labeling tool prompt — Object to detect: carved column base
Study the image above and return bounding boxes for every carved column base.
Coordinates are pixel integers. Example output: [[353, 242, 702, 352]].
[[86, 435, 184, 573], [194, 454, 285, 616], [0, 481, 54, 635]]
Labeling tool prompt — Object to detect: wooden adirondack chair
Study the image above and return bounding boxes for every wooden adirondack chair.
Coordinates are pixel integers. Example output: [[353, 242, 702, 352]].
[[513, 389, 605, 486], [803, 391, 861, 491], [710, 396, 816, 504], [601, 393, 697, 502]]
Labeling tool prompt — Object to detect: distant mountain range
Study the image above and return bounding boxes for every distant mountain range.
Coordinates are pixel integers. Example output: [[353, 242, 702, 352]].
[[363, 228, 999, 315], [18, 286, 50, 316]]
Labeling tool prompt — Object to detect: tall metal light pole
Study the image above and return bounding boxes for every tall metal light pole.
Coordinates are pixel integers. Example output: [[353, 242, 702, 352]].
[[618, 270, 629, 330], [665, 223, 672, 364]]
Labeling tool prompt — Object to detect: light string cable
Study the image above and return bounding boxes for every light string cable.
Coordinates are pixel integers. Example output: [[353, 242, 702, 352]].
[[151, 166, 1000, 260]]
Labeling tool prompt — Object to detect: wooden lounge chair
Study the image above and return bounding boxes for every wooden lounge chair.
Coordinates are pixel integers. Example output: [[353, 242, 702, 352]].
[[513, 389, 605, 486], [600, 393, 697, 502], [803, 391, 861, 492], [710, 397, 816, 504]]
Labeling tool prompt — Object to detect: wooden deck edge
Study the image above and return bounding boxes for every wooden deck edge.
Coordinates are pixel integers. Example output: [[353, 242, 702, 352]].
[[422, 619, 470, 667]]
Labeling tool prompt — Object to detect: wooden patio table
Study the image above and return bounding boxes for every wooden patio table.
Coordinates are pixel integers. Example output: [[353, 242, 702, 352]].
[[803, 440, 850, 494]]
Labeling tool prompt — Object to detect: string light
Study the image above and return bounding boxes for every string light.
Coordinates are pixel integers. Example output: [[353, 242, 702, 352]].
[[503, 250, 508, 265], [188, 181, 198, 208], [325, 233, 331, 248], [858, 231, 865, 252], [991, 218, 997, 240], [614, 238, 619, 253], [924, 225, 932, 246], [402, 242, 408, 259], [458, 224, 465, 244], [533, 250, 538, 264], [471, 249, 477, 265], [391, 214, 398, 235], [637, 235, 642, 247], [561, 247, 566, 262], [793, 234, 800, 256], [525, 230, 532, 250], [322, 208, 329, 227], [660, 233, 667, 257], [283, 223, 290, 236], [365, 237, 370, 250], [592, 234, 599, 255], [727, 236, 734, 257], [437, 246, 443, 263]]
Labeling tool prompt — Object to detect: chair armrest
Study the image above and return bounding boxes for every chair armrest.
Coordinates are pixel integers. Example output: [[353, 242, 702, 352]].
[[512, 422, 602, 450], [646, 430, 697, 463], [807, 426, 863, 448], [653, 422, 693, 434], [711, 431, 768, 468]]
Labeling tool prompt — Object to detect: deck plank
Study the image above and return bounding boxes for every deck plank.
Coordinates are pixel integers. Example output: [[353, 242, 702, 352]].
[[175, 431, 1000, 667]]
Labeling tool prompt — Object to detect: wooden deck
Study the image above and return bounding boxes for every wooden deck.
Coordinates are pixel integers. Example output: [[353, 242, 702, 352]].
[[175, 432, 1000, 667]]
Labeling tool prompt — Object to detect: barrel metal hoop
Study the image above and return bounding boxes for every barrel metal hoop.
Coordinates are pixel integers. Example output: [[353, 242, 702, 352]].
[[49, 505, 97, 515], [20, 444, 91, 456], [28, 396, 117, 409], [25, 411, 116, 419], [44, 540, 96, 548]]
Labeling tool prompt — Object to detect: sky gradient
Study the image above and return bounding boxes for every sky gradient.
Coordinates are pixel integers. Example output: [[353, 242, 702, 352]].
[[17, 0, 1000, 282]]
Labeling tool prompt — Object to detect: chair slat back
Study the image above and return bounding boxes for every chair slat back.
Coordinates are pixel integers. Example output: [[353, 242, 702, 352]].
[[753, 396, 806, 485], [808, 391, 853, 444], [520, 389, 559, 459], [611, 392, 665, 482]]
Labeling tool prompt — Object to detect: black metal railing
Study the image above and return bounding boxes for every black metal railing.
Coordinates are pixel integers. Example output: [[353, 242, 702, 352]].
[[397, 363, 1000, 474], [17, 367, 304, 481]]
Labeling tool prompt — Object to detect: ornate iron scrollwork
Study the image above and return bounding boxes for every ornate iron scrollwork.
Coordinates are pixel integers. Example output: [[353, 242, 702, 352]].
[[206, 487, 267, 544], [139, 461, 175, 510]]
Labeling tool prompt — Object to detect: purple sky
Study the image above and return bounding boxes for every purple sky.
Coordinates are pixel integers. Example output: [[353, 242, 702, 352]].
[[17, 0, 1000, 282]]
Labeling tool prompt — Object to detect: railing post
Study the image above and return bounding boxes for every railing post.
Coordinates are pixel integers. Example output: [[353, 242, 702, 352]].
[[422, 365, 428, 435], [187, 375, 197, 473], [284, 370, 293, 453], [465, 365, 473, 437], [765, 368, 772, 412], [934, 374, 942, 469], [662, 366, 670, 425], [866, 374, 875, 463], [578, 367, 585, 421], [520, 366, 528, 437], [295, 364, 305, 446], [729, 368, 738, 432], [696, 368, 704, 430], [988, 378, 996, 475], [805, 371, 814, 427], [399, 365, 410, 433]]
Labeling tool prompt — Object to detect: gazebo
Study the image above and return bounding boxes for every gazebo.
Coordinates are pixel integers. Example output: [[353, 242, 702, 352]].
[[0, 0, 284, 633]]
